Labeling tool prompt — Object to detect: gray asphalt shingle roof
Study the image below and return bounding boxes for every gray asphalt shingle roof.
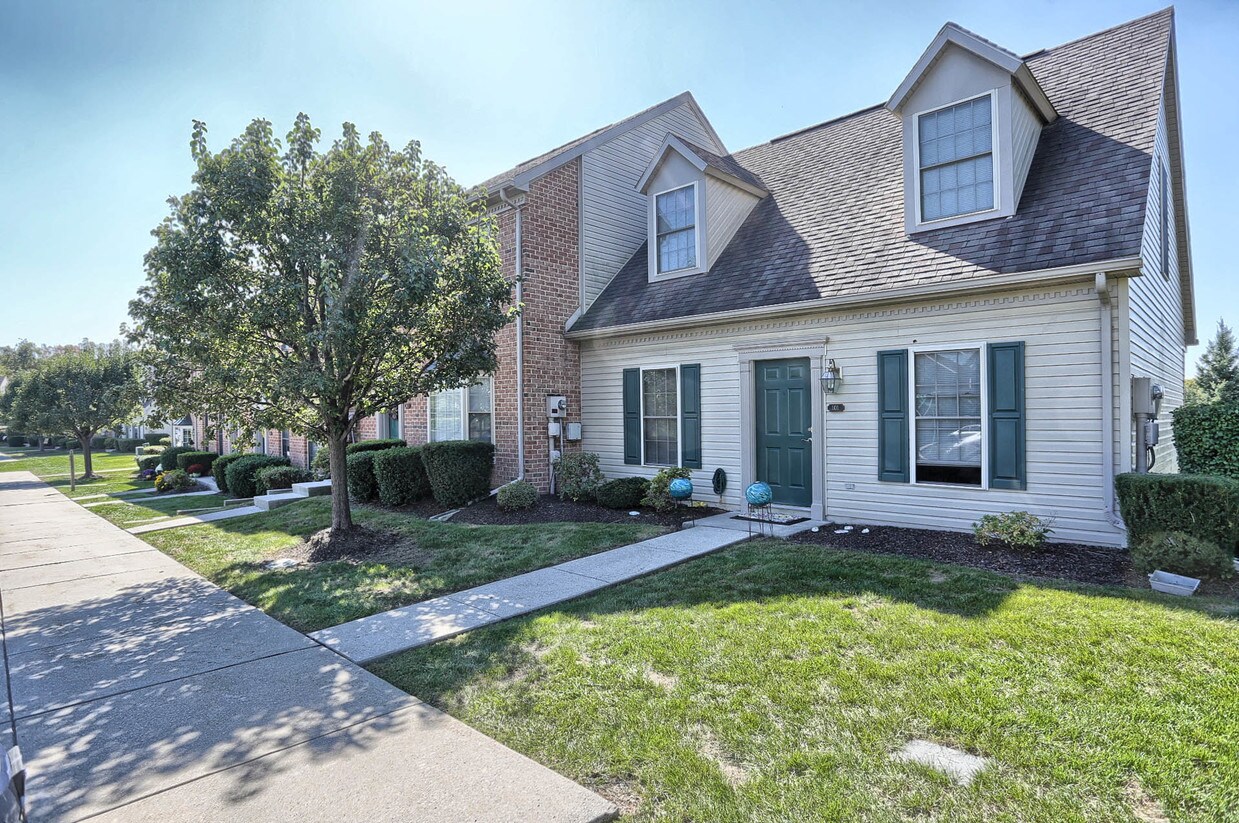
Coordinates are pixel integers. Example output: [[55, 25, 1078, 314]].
[[572, 10, 1172, 333]]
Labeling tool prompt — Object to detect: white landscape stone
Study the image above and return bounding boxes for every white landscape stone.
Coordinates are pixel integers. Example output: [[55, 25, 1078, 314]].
[[893, 739, 989, 785]]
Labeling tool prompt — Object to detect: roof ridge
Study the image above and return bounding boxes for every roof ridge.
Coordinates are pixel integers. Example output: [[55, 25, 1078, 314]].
[[750, 104, 886, 151], [1024, 6, 1172, 61]]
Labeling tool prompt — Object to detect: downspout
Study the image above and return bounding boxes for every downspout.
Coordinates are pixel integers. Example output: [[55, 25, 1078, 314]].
[[494, 187, 526, 493], [1096, 273, 1125, 531]]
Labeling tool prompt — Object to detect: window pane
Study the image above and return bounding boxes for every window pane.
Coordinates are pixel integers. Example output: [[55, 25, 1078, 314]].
[[467, 378, 492, 413], [429, 389, 462, 442], [919, 96, 994, 221], [641, 368, 678, 466], [656, 185, 697, 273], [914, 349, 981, 483], [468, 413, 492, 443], [656, 186, 694, 232]]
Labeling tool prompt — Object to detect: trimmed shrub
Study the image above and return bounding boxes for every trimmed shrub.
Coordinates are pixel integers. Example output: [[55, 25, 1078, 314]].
[[49, 435, 66, 448], [346, 452, 380, 503], [64, 438, 81, 450], [211, 452, 249, 494], [4, 435, 25, 447], [158, 436, 172, 446], [155, 469, 195, 493], [596, 477, 649, 510], [225, 454, 290, 499], [137, 454, 163, 472], [175, 451, 218, 474], [555, 451, 604, 502], [1173, 402, 1239, 479], [346, 438, 406, 455], [90, 436, 107, 450], [642, 466, 692, 512], [103, 437, 118, 450], [1131, 531, 1234, 579], [1115, 472, 1239, 555], [372, 447, 430, 506], [115, 437, 144, 453], [497, 480, 538, 511], [255, 465, 312, 494], [143, 433, 166, 445], [139, 444, 166, 455], [312, 446, 331, 477], [160, 446, 195, 472], [420, 440, 495, 506], [973, 511, 1053, 550]]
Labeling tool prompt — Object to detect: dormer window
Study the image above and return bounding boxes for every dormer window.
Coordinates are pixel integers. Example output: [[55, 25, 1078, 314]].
[[917, 93, 996, 222], [655, 184, 698, 273]]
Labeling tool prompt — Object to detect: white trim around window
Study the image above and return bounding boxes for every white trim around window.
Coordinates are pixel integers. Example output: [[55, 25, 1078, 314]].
[[907, 342, 989, 489], [911, 90, 1001, 228], [427, 377, 494, 443], [650, 181, 704, 280], [639, 364, 681, 467]]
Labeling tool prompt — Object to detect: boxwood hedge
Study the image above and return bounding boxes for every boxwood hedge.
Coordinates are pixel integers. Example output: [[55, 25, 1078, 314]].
[[175, 451, 219, 474], [1173, 402, 1239, 479], [255, 465, 313, 494], [225, 454, 290, 499], [345, 438, 406, 455], [420, 440, 495, 506], [1115, 472, 1239, 555], [160, 446, 196, 472], [346, 452, 380, 503], [372, 446, 430, 506]]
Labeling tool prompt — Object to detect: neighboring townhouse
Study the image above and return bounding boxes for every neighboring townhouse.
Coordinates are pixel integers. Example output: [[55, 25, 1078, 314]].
[[278, 9, 1192, 547]]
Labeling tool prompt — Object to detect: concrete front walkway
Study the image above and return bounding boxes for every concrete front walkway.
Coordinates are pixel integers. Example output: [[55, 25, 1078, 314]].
[[127, 505, 262, 534], [0, 472, 616, 823], [312, 524, 750, 664]]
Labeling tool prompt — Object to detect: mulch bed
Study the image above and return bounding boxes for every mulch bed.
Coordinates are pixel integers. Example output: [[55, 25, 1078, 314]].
[[790, 523, 1239, 598], [448, 494, 723, 529]]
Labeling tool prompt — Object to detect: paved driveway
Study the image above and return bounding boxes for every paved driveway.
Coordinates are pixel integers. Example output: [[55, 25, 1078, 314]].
[[0, 472, 615, 822]]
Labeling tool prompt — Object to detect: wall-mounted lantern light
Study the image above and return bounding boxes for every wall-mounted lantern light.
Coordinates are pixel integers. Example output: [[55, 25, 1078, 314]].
[[821, 358, 842, 393]]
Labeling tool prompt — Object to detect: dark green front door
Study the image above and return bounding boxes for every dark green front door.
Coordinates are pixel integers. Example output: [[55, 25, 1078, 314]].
[[755, 358, 813, 507]]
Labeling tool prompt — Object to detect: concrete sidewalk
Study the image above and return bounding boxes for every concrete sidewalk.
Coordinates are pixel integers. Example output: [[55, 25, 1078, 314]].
[[0, 472, 616, 822], [312, 525, 749, 664]]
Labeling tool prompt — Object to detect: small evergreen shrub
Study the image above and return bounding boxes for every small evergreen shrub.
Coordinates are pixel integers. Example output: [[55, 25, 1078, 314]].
[[346, 452, 380, 503], [1173, 402, 1239, 479], [211, 452, 248, 494], [160, 446, 196, 472], [345, 438, 406, 455], [136, 454, 163, 472], [596, 477, 649, 510], [1131, 531, 1234, 579], [154, 469, 195, 493], [4, 435, 25, 447], [158, 436, 172, 446], [311, 446, 331, 477], [255, 465, 312, 494], [49, 435, 66, 448], [555, 451, 604, 501], [103, 437, 118, 450], [1115, 473, 1239, 555], [420, 440, 495, 506], [973, 511, 1053, 550], [225, 454, 290, 499], [372, 446, 430, 506], [175, 451, 218, 474], [642, 467, 691, 513], [115, 437, 145, 453], [90, 436, 107, 450], [143, 433, 166, 445], [497, 480, 538, 511], [139, 445, 166, 455], [64, 438, 80, 450]]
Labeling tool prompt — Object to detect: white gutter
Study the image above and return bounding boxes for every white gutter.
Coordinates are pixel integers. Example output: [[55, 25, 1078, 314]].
[[494, 187, 527, 493], [1095, 272, 1125, 531], [566, 256, 1144, 340]]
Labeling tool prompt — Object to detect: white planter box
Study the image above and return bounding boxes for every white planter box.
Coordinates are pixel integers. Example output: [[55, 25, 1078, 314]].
[[1148, 570, 1200, 597]]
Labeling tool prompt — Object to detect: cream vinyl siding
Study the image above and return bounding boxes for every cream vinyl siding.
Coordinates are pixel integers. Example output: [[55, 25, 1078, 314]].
[[1011, 90, 1041, 207], [704, 176, 760, 269], [1126, 95, 1186, 473], [581, 103, 722, 308], [581, 283, 1124, 546]]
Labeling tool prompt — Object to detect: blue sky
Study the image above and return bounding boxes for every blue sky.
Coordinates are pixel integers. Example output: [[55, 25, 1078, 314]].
[[1, 0, 1234, 372]]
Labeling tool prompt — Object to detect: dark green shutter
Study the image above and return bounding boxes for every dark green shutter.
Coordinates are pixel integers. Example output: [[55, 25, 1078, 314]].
[[680, 364, 702, 469], [623, 368, 641, 465], [877, 349, 910, 483], [988, 342, 1026, 490]]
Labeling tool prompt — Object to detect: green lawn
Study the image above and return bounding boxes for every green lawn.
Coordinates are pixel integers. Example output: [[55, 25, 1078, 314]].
[[140, 497, 663, 632], [371, 541, 1239, 823], [88, 493, 228, 528], [0, 448, 152, 497]]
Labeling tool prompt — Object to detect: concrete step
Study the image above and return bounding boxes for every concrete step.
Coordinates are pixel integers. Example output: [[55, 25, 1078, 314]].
[[291, 479, 332, 498], [253, 492, 303, 512]]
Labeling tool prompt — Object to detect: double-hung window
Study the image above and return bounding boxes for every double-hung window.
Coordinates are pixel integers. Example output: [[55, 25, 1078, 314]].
[[913, 348, 982, 486], [655, 184, 697, 273], [641, 367, 678, 466], [280, 429, 291, 458], [429, 376, 493, 443], [918, 94, 995, 222]]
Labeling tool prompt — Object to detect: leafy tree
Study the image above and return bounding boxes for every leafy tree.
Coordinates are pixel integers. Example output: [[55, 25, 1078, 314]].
[[0, 343, 142, 477], [1194, 319, 1239, 405], [128, 115, 511, 541]]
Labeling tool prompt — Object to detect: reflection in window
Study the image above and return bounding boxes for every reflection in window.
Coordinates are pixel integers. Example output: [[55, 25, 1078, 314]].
[[914, 349, 982, 485]]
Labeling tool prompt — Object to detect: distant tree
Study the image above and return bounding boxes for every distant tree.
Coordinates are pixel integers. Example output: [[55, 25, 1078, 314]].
[[1183, 376, 1207, 406], [1194, 319, 1239, 405], [0, 343, 142, 477], [128, 115, 511, 546]]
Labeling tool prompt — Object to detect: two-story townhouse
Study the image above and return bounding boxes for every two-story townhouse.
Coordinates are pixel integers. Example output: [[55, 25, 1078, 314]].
[[259, 9, 1192, 547]]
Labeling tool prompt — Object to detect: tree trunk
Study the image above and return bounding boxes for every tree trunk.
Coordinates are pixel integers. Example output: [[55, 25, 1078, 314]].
[[80, 429, 95, 478], [328, 433, 354, 532]]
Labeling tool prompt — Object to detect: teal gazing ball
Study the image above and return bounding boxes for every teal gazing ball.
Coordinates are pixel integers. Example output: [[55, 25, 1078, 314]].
[[745, 482, 773, 507], [668, 478, 693, 500]]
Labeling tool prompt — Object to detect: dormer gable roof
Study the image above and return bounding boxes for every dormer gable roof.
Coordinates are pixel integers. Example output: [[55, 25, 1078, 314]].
[[636, 134, 768, 198], [886, 22, 1057, 123]]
